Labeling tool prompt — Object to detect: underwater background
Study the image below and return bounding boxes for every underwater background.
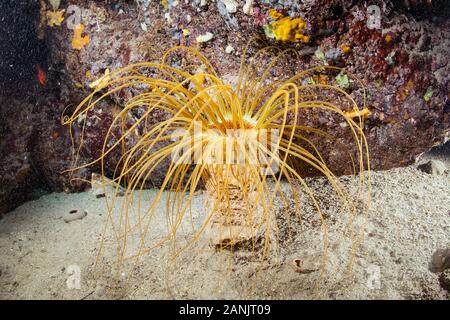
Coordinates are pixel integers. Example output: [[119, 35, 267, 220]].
[[0, 0, 449, 299]]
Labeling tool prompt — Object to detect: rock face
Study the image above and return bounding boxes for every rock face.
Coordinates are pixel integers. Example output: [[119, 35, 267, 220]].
[[0, 0, 449, 214], [0, 0, 45, 214], [47, 0, 450, 174], [0, 99, 35, 214]]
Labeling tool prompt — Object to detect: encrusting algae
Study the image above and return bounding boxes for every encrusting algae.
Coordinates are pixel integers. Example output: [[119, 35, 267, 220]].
[[46, 10, 65, 27], [268, 10, 310, 43], [72, 24, 91, 50]]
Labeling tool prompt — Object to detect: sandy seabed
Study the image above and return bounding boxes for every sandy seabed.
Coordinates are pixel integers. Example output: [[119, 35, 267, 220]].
[[0, 165, 449, 300]]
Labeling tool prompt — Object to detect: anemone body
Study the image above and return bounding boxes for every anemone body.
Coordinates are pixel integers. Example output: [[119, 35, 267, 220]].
[[63, 45, 371, 278]]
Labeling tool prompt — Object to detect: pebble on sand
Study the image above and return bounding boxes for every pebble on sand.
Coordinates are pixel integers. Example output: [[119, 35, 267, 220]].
[[417, 160, 448, 175], [63, 209, 87, 223]]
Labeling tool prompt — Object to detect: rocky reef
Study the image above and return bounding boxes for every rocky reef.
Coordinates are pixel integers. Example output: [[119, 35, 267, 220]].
[[0, 0, 448, 214]]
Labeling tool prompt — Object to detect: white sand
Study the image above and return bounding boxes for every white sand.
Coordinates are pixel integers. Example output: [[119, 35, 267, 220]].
[[0, 165, 449, 300]]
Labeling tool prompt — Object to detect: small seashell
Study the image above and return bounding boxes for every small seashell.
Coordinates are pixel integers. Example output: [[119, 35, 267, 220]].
[[222, 0, 238, 13], [225, 45, 234, 54], [196, 32, 214, 43], [243, 0, 254, 15]]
